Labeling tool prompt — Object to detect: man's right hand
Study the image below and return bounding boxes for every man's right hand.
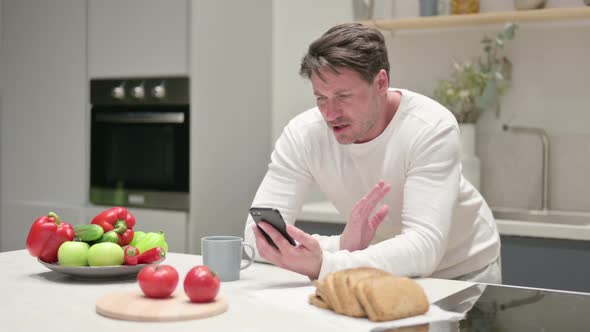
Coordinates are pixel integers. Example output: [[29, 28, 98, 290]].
[[340, 180, 391, 251], [252, 222, 323, 280]]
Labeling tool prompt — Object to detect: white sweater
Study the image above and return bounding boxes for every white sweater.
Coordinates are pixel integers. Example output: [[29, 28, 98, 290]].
[[244, 88, 500, 280]]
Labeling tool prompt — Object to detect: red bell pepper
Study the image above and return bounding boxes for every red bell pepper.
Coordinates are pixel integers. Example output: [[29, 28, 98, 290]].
[[26, 212, 74, 263], [123, 245, 139, 265], [138, 247, 166, 264], [91, 207, 136, 246]]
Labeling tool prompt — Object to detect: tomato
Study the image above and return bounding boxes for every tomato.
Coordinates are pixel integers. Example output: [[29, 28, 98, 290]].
[[183, 265, 220, 303], [137, 265, 179, 299]]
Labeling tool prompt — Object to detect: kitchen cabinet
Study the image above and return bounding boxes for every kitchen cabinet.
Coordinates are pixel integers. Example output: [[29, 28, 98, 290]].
[[0, 0, 87, 251], [296, 221, 345, 237], [88, 0, 189, 78], [501, 235, 590, 293], [84, 205, 188, 253]]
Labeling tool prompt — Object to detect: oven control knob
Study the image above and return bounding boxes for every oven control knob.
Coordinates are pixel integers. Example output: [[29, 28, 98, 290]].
[[152, 84, 166, 99], [111, 85, 125, 100], [132, 85, 145, 99]]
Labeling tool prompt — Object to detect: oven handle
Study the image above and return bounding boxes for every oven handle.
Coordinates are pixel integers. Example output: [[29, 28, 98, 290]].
[[95, 112, 185, 124]]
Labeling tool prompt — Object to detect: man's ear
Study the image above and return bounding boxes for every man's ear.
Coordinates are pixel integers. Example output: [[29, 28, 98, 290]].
[[374, 69, 389, 93]]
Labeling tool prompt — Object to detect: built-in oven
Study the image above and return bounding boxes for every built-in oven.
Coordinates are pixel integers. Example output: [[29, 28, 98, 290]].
[[90, 77, 189, 210]]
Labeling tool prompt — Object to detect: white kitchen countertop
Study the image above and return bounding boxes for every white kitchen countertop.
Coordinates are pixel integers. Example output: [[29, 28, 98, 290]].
[[299, 201, 590, 241], [2, 250, 474, 332]]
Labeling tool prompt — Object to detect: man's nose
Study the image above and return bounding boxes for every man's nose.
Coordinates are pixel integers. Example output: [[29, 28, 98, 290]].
[[324, 99, 342, 122]]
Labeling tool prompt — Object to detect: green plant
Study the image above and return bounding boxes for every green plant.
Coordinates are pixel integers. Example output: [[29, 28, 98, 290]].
[[433, 23, 518, 123]]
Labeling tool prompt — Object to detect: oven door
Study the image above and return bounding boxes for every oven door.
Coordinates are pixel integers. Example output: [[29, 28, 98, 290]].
[[90, 105, 189, 210]]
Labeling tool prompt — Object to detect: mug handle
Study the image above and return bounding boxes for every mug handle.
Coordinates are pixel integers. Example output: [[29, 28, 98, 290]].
[[240, 243, 256, 270]]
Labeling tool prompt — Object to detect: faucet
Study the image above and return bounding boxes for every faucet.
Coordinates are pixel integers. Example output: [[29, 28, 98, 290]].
[[502, 124, 550, 212]]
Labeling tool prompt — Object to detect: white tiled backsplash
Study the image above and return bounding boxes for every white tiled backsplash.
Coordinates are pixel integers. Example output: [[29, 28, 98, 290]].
[[478, 132, 590, 212], [386, 18, 590, 214], [478, 132, 544, 210]]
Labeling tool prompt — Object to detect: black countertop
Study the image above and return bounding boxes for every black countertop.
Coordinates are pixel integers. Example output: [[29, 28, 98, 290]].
[[387, 283, 590, 332]]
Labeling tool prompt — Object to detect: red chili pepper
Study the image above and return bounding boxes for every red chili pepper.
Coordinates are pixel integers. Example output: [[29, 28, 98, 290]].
[[124, 245, 139, 265], [91, 207, 136, 246], [26, 212, 74, 263], [138, 247, 166, 264]]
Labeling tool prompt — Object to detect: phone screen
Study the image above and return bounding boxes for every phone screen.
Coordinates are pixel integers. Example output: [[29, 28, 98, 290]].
[[249, 207, 296, 248]]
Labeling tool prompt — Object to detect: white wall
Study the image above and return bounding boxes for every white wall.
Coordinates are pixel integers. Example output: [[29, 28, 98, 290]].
[[272, 1, 352, 141], [188, 0, 273, 253], [272, 0, 590, 212], [0, 1, 3, 249]]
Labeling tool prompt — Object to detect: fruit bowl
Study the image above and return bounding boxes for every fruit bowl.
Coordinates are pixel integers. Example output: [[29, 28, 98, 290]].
[[37, 258, 166, 279]]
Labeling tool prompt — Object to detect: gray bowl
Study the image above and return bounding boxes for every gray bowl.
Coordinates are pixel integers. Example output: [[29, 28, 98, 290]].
[[37, 258, 165, 279]]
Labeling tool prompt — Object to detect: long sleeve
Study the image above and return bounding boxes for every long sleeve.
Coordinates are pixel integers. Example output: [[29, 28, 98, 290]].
[[318, 124, 462, 279], [244, 120, 341, 260]]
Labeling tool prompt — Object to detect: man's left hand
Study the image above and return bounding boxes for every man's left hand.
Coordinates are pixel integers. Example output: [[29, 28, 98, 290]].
[[252, 222, 322, 279]]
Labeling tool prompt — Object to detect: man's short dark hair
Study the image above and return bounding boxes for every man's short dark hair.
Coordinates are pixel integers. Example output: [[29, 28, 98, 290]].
[[299, 23, 390, 84]]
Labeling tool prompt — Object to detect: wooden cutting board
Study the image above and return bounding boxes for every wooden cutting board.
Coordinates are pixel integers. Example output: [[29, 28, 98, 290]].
[[96, 291, 228, 322]]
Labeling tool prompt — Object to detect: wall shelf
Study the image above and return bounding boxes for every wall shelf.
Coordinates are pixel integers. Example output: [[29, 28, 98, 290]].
[[359, 7, 590, 31]]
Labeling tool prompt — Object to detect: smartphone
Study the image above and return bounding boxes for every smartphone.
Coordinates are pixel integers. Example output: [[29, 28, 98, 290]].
[[249, 207, 297, 248]]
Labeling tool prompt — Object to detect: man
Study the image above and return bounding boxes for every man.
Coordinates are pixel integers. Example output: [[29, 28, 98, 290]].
[[244, 23, 501, 284]]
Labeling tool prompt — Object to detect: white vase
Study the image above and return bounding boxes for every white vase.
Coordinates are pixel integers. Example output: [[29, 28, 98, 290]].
[[459, 123, 481, 191]]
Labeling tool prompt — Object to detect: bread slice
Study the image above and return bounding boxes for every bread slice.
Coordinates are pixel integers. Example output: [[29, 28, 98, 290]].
[[320, 272, 342, 313], [331, 269, 350, 315], [335, 267, 391, 317], [313, 280, 332, 309], [308, 294, 331, 310], [355, 276, 429, 322], [354, 276, 379, 320]]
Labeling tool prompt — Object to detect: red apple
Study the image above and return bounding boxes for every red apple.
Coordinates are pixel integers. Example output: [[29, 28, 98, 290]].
[[184, 265, 220, 303], [137, 265, 179, 298]]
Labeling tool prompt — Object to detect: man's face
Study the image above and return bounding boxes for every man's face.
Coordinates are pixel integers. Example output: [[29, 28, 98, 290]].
[[311, 67, 385, 144]]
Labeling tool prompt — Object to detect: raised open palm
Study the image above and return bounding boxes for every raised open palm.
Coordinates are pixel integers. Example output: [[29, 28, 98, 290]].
[[340, 180, 391, 251]]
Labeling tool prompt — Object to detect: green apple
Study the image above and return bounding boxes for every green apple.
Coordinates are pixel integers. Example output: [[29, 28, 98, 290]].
[[87, 242, 124, 266], [58, 241, 90, 266]]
